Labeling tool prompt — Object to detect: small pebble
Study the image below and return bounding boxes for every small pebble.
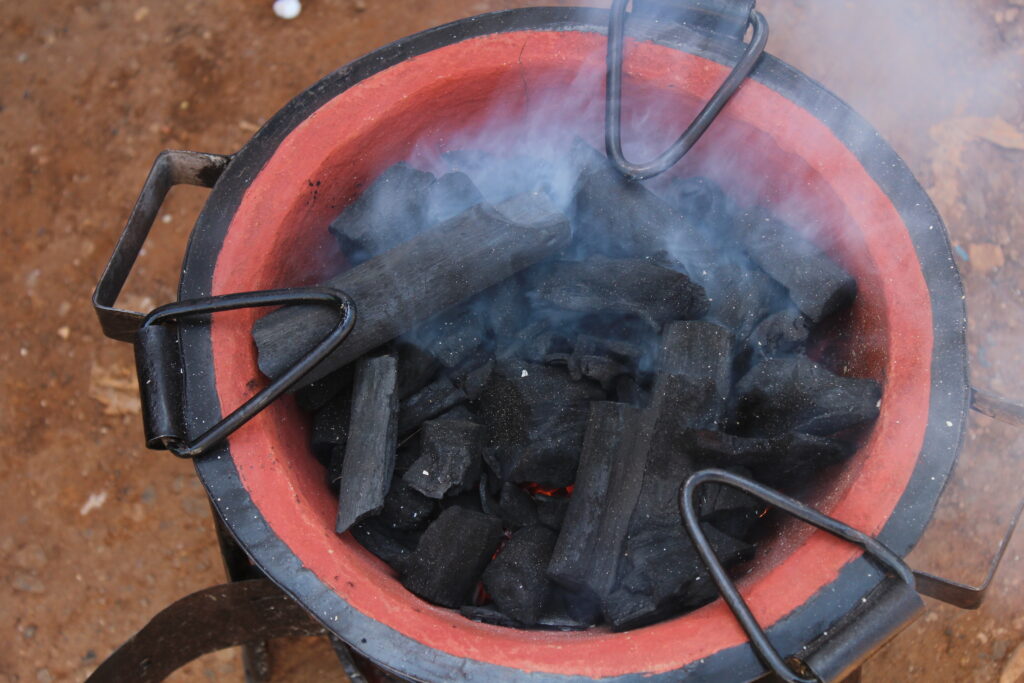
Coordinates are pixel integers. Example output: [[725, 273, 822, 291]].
[[57, 326, 70, 340], [273, 0, 302, 19]]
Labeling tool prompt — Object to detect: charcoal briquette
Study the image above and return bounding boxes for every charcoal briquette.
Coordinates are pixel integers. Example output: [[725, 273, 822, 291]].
[[403, 420, 484, 499], [401, 507, 504, 608], [378, 478, 437, 531], [482, 525, 558, 625]]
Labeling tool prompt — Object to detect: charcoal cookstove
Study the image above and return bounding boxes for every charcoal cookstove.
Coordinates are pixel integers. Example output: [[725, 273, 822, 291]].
[[89, 1, 1024, 681]]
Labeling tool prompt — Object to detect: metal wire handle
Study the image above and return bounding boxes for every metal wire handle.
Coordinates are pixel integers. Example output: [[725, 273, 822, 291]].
[[604, 0, 769, 180]]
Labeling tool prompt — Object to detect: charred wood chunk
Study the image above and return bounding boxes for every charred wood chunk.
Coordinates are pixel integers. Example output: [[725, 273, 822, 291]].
[[460, 605, 522, 628], [409, 306, 488, 369], [499, 482, 539, 530], [496, 319, 574, 364], [378, 478, 437, 532], [480, 276, 531, 342], [745, 307, 810, 360], [328, 163, 436, 265], [731, 356, 881, 438], [311, 390, 352, 466], [534, 494, 570, 531], [443, 149, 554, 204], [350, 518, 419, 571], [476, 361, 603, 488], [483, 526, 558, 625], [403, 420, 484, 499], [703, 258, 788, 340], [295, 365, 353, 413], [605, 524, 753, 631], [696, 471, 762, 540], [254, 192, 573, 386], [529, 257, 709, 329], [734, 209, 856, 322], [335, 355, 399, 534], [569, 335, 643, 380], [652, 321, 735, 432], [548, 402, 640, 598], [655, 176, 734, 241], [425, 171, 484, 225], [681, 429, 853, 487], [401, 507, 504, 608], [569, 138, 712, 264], [394, 340, 441, 401], [397, 358, 493, 435]]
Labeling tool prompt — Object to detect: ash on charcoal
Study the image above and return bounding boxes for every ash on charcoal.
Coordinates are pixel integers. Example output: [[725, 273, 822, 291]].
[[528, 257, 709, 329], [731, 356, 881, 438], [733, 209, 857, 323], [403, 420, 483, 499], [335, 355, 399, 534], [401, 507, 504, 608], [483, 525, 558, 625]]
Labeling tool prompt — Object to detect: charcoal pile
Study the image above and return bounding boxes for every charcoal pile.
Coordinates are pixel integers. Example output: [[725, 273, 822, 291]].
[[252, 139, 882, 631]]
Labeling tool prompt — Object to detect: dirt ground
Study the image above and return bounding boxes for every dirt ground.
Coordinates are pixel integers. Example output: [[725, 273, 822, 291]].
[[1, 1, 1022, 681]]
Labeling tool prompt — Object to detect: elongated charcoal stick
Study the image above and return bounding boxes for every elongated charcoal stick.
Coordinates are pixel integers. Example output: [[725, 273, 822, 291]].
[[254, 192, 572, 385]]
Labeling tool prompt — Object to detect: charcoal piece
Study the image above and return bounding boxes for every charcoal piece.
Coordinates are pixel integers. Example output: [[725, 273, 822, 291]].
[[479, 474, 503, 518], [745, 307, 810, 359], [569, 138, 713, 264], [613, 376, 645, 405], [578, 322, 729, 603], [378, 479, 437, 531], [397, 359, 491, 435], [255, 192, 573, 386], [327, 443, 345, 492], [436, 404, 477, 422], [335, 355, 399, 534], [328, 163, 436, 264], [350, 518, 418, 571], [499, 483, 539, 530], [568, 335, 642, 383], [438, 489, 485, 514], [656, 176, 733, 240], [529, 257, 709, 328], [481, 276, 531, 341], [696, 470, 762, 540], [703, 259, 788, 340], [681, 429, 853, 486], [483, 526, 558, 625], [655, 321, 734, 430], [733, 209, 857, 322], [443, 149, 554, 204], [460, 605, 522, 628], [496, 320, 573, 363], [732, 356, 881, 438], [548, 402, 636, 593], [476, 361, 603, 488], [394, 435, 422, 475], [394, 341, 441, 400], [295, 366, 352, 413], [540, 587, 601, 629], [425, 171, 484, 225], [401, 507, 504, 608], [409, 306, 489, 369], [534, 494, 570, 530], [605, 524, 754, 631], [403, 420, 483, 499], [311, 390, 352, 463]]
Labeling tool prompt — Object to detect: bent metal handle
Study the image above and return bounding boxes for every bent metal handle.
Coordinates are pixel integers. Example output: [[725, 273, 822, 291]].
[[92, 149, 358, 459], [92, 149, 231, 342]]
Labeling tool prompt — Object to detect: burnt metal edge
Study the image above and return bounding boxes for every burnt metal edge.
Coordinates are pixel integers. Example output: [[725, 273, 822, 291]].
[[177, 6, 967, 682]]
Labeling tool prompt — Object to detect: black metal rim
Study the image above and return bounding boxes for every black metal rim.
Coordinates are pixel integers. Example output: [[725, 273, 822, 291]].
[[178, 7, 968, 681]]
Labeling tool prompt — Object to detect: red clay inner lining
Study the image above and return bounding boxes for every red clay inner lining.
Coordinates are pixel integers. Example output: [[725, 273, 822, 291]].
[[206, 31, 932, 677]]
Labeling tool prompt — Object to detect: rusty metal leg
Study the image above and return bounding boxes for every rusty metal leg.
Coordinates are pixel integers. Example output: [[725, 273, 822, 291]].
[[87, 579, 325, 683], [212, 505, 273, 683]]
